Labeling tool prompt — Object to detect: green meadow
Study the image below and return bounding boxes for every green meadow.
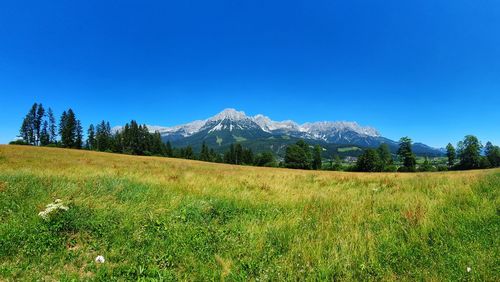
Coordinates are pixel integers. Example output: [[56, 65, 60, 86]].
[[0, 145, 498, 281]]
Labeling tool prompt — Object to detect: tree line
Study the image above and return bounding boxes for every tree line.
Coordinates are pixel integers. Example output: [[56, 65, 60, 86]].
[[351, 135, 500, 172], [14, 103, 500, 172], [15, 103, 278, 168]]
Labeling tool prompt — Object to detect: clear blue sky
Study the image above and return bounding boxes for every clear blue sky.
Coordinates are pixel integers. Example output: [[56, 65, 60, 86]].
[[1, 0, 499, 147]]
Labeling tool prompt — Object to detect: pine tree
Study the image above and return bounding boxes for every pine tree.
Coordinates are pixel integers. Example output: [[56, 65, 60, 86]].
[[397, 137, 416, 172], [47, 108, 57, 144], [75, 120, 83, 149], [165, 141, 173, 157], [19, 103, 38, 145], [34, 104, 45, 146], [199, 141, 211, 161], [40, 121, 50, 146], [87, 124, 96, 150]]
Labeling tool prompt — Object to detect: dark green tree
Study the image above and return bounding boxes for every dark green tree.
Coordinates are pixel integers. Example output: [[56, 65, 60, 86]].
[[199, 141, 211, 161], [87, 124, 96, 150], [34, 104, 45, 145], [356, 149, 382, 172], [397, 137, 416, 172], [165, 141, 173, 157], [312, 145, 322, 170], [457, 135, 482, 170], [19, 103, 38, 145], [377, 143, 392, 168], [254, 152, 276, 167], [40, 121, 50, 146], [284, 140, 312, 169], [446, 143, 456, 167], [47, 108, 57, 144], [75, 120, 83, 149], [241, 148, 254, 165], [484, 141, 500, 168]]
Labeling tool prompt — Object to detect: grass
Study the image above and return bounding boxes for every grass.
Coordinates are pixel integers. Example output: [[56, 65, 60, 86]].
[[337, 146, 362, 153], [0, 145, 498, 281]]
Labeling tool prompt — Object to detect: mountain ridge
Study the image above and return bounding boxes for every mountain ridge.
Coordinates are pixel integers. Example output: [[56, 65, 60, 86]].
[[114, 108, 444, 157]]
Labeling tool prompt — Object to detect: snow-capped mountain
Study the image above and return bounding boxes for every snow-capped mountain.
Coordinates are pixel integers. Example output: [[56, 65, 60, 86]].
[[113, 108, 443, 156], [153, 109, 382, 140]]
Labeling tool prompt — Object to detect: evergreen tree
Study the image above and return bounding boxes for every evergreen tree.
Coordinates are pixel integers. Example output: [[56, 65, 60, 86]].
[[241, 148, 254, 165], [96, 120, 112, 152], [87, 124, 96, 150], [312, 145, 322, 170], [234, 144, 243, 165], [457, 135, 482, 170], [47, 108, 57, 144], [184, 146, 195, 159], [34, 104, 45, 145], [224, 144, 236, 164], [446, 143, 456, 167], [199, 141, 211, 161], [165, 141, 173, 157], [19, 103, 38, 145], [397, 137, 416, 172], [485, 141, 500, 167], [75, 120, 83, 149], [40, 121, 50, 146]]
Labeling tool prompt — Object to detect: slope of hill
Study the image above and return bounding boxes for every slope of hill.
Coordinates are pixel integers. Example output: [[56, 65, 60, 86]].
[[0, 145, 498, 280]]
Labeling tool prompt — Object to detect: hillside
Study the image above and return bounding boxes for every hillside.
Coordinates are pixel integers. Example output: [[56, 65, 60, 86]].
[[0, 145, 498, 280]]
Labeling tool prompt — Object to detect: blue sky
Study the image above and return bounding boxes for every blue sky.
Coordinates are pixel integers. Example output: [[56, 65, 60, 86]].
[[1, 0, 499, 147]]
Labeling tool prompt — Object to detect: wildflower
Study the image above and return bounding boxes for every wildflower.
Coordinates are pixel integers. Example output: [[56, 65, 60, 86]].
[[467, 267, 472, 273], [38, 199, 69, 221], [95, 255, 105, 264]]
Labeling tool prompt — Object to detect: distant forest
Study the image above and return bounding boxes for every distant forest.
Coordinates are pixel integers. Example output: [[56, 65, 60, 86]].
[[12, 103, 500, 172]]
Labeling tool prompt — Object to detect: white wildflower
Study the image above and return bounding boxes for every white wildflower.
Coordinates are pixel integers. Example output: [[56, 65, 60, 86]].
[[38, 199, 69, 221], [95, 255, 105, 264], [467, 267, 472, 273]]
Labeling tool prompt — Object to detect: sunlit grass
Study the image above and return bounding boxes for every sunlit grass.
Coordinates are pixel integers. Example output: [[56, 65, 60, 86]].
[[0, 145, 498, 280]]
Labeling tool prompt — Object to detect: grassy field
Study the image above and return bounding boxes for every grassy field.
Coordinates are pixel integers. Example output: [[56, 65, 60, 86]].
[[0, 145, 498, 281]]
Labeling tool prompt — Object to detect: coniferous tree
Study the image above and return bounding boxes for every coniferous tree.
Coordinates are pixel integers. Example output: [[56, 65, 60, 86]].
[[165, 141, 173, 157], [485, 141, 500, 167], [47, 108, 57, 144], [184, 146, 195, 159], [75, 120, 83, 149], [446, 143, 456, 167], [199, 141, 211, 162], [19, 103, 38, 145], [34, 104, 45, 145], [397, 137, 416, 172], [241, 147, 254, 165], [40, 121, 50, 146], [87, 124, 96, 150]]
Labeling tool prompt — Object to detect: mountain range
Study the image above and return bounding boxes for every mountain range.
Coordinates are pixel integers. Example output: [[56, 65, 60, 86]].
[[115, 109, 444, 158]]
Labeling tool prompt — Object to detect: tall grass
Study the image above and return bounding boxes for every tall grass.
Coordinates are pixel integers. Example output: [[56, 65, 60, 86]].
[[0, 145, 498, 281]]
